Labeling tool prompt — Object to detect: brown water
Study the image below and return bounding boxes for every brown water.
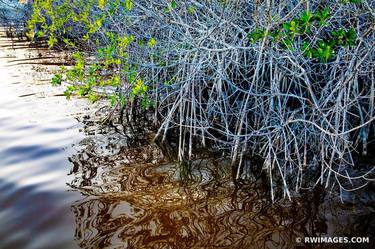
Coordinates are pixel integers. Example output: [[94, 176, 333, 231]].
[[67, 133, 375, 249], [0, 31, 374, 249]]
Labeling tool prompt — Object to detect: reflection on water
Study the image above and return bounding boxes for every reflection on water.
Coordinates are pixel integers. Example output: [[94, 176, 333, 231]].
[[69, 133, 375, 249], [0, 30, 87, 249]]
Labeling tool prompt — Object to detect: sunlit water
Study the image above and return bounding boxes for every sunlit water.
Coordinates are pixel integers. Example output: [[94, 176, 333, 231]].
[[0, 31, 86, 249], [0, 29, 374, 249]]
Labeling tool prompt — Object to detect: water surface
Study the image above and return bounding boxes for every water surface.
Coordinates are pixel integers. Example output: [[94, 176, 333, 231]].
[[0, 30, 87, 249], [67, 134, 375, 249]]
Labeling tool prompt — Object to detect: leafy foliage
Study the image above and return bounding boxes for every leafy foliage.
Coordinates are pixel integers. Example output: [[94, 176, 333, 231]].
[[247, 8, 357, 62], [51, 73, 63, 86]]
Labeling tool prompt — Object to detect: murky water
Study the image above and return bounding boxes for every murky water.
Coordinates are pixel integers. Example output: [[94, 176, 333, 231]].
[[67, 133, 375, 249], [0, 29, 374, 249]]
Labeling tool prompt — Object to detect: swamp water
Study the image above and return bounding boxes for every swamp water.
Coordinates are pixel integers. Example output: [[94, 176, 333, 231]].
[[0, 29, 374, 249]]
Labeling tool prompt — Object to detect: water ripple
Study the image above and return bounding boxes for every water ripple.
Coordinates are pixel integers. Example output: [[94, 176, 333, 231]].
[[0, 29, 88, 249], [68, 136, 374, 249]]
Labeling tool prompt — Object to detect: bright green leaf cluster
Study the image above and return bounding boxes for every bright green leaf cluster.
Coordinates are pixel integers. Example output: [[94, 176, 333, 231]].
[[248, 8, 357, 62], [248, 28, 267, 43], [51, 73, 63, 86], [342, 0, 361, 3]]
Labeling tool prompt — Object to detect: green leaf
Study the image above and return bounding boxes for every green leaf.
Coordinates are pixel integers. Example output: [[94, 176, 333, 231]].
[[111, 75, 121, 86], [64, 85, 77, 100], [88, 92, 99, 102], [282, 37, 294, 51], [282, 20, 299, 38], [315, 42, 335, 62], [147, 37, 157, 48], [170, 0, 177, 9], [331, 28, 357, 46], [187, 5, 195, 14], [346, 28, 357, 46], [98, 0, 106, 9], [290, 20, 298, 34], [47, 35, 58, 48], [270, 30, 282, 41], [315, 8, 330, 26], [248, 28, 266, 43], [300, 11, 313, 24], [51, 74, 63, 86], [36, 30, 44, 38], [132, 78, 148, 96], [302, 42, 313, 58], [125, 0, 133, 11], [299, 11, 313, 33], [63, 38, 76, 48], [109, 94, 117, 106], [342, 0, 361, 3], [283, 22, 291, 32]]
